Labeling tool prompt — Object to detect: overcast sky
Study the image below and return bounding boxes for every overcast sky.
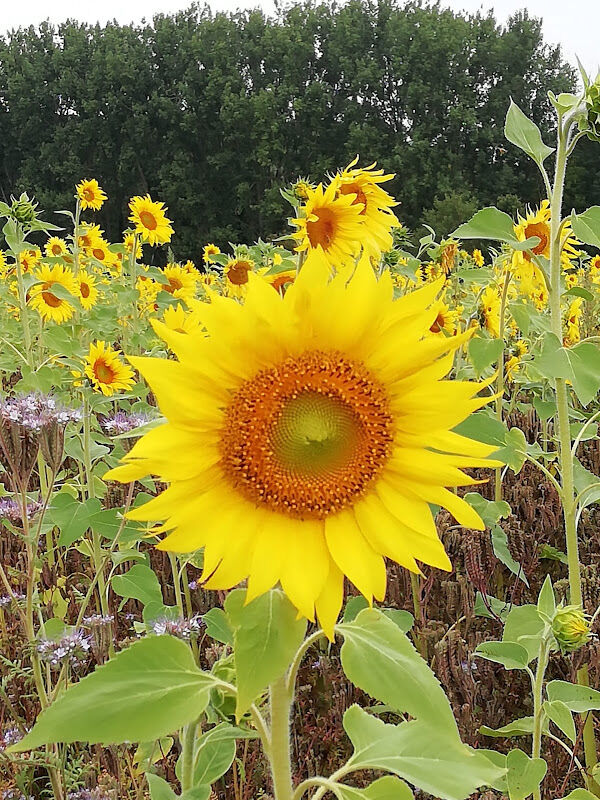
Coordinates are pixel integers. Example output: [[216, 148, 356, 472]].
[[1, 0, 597, 75]]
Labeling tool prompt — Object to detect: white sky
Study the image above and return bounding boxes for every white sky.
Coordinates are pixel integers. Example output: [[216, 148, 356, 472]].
[[1, 0, 597, 75]]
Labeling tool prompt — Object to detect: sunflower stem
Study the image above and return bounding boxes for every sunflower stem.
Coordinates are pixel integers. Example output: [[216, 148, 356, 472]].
[[180, 719, 198, 793], [268, 675, 294, 800], [531, 636, 549, 800], [494, 268, 511, 503]]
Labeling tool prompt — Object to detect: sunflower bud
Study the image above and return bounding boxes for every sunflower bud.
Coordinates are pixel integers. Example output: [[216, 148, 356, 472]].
[[582, 73, 600, 142], [9, 192, 38, 226], [291, 178, 315, 203], [552, 605, 591, 653]]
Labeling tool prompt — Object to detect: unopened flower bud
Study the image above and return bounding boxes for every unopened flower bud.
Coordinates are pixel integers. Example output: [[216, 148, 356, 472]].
[[552, 605, 591, 653], [9, 192, 38, 225]]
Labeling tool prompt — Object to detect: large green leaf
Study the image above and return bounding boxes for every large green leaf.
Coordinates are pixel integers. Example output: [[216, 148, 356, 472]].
[[571, 207, 600, 249], [468, 337, 504, 375], [343, 706, 505, 800], [112, 564, 163, 608], [452, 207, 536, 250], [505, 749, 547, 800], [193, 726, 237, 785], [337, 608, 457, 733], [502, 604, 545, 663], [534, 334, 600, 406], [543, 700, 576, 743], [504, 100, 554, 164], [225, 589, 306, 718], [546, 680, 600, 712], [481, 717, 537, 738], [335, 776, 414, 800], [11, 636, 215, 750], [475, 641, 531, 671]]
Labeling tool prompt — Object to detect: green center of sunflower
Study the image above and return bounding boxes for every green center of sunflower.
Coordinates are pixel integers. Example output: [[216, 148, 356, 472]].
[[220, 351, 394, 518]]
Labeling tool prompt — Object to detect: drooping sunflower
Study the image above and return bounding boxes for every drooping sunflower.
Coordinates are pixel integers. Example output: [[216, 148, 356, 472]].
[[267, 269, 296, 295], [429, 300, 459, 335], [513, 200, 580, 267], [203, 244, 221, 264], [76, 179, 107, 212], [478, 287, 501, 338], [28, 263, 78, 324], [128, 195, 174, 246], [159, 264, 197, 303], [77, 270, 99, 311], [19, 248, 42, 273], [105, 251, 500, 636], [224, 257, 256, 298], [78, 224, 104, 252], [291, 179, 365, 267], [45, 237, 69, 258], [84, 341, 135, 396], [123, 231, 143, 260], [337, 158, 400, 258]]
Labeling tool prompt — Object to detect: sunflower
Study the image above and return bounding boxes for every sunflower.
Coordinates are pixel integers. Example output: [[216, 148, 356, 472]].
[[479, 287, 501, 338], [156, 264, 197, 303], [472, 249, 485, 267], [224, 258, 256, 298], [123, 232, 143, 260], [128, 195, 174, 246], [268, 269, 296, 295], [20, 247, 42, 273], [291, 179, 365, 267], [440, 240, 458, 275], [565, 297, 583, 345], [161, 303, 202, 335], [514, 200, 579, 266], [77, 270, 99, 311], [45, 237, 69, 258], [203, 244, 221, 264], [429, 300, 458, 335], [105, 250, 500, 637], [76, 179, 107, 211], [84, 341, 135, 396], [336, 158, 400, 259], [78, 224, 104, 252], [0, 250, 7, 278], [85, 237, 117, 269], [28, 263, 78, 323]]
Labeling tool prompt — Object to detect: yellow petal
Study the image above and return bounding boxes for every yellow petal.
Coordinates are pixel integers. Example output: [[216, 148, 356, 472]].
[[325, 509, 386, 602]]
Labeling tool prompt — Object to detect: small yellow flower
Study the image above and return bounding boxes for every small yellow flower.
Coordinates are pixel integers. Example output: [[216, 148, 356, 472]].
[[272, 253, 283, 267], [224, 257, 256, 297], [84, 341, 135, 396], [20, 247, 42, 273], [123, 232, 143, 260], [78, 224, 104, 252], [161, 303, 201, 335], [45, 237, 69, 258], [128, 195, 174, 246], [479, 287, 501, 338], [77, 270, 99, 311], [267, 269, 296, 295], [76, 179, 107, 211], [203, 244, 220, 264], [29, 263, 78, 324], [429, 300, 458, 335], [159, 264, 197, 303], [472, 249, 484, 267]]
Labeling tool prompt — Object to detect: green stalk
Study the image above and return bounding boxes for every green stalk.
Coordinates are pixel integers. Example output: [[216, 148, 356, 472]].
[[179, 719, 198, 792], [494, 268, 511, 502], [547, 115, 599, 783], [531, 638, 549, 800], [268, 676, 294, 800]]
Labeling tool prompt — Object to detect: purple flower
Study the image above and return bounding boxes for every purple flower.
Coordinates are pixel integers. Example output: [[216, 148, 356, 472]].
[[37, 629, 92, 667], [67, 791, 112, 800], [148, 615, 205, 641], [0, 393, 81, 433], [100, 411, 153, 436], [82, 614, 114, 628], [0, 497, 43, 523], [0, 592, 25, 608], [0, 725, 24, 752]]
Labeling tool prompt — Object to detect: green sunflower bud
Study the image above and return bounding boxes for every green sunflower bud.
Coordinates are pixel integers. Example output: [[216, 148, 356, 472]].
[[291, 178, 315, 203], [551, 605, 591, 653], [10, 192, 38, 225]]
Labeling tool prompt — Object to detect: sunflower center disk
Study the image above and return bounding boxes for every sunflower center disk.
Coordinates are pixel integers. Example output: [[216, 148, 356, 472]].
[[220, 351, 394, 519]]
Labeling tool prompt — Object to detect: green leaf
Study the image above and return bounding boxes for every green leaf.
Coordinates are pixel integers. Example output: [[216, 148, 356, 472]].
[[11, 637, 215, 750], [494, 428, 527, 474], [112, 564, 163, 608], [537, 575, 556, 624], [563, 287, 595, 301], [543, 700, 576, 743], [193, 725, 237, 785], [203, 607, 233, 645], [506, 749, 547, 800], [343, 705, 505, 800], [146, 773, 177, 800], [452, 207, 537, 249], [468, 337, 504, 375], [502, 605, 545, 663], [509, 302, 533, 336], [225, 589, 306, 719], [463, 493, 510, 527], [573, 459, 600, 509], [343, 595, 370, 622], [535, 334, 600, 406], [558, 790, 598, 800], [337, 608, 457, 732], [571, 207, 600, 249], [47, 491, 101, 547], [546, 680, 600, 712], [474, 593, 512, 621], [474, 641, 531, 671], [454, 409, 507, 448], [481, 717, 536, 738], [334, 777, 414, 800], [504, 100, 554, 164], [533, 397, 556, 422], [491, 525, 528, 586]]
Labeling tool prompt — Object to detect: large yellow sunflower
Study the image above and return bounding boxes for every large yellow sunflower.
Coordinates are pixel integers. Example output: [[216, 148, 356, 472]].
[[159, 264, 197, 303], [106, 252, 499, 636], [224, 257, 256, 298], [513, 200, 579, 266], [78, 224, 104, 252], [84, 341, 135, 396], [128, 195, 174, 246], [77, 269, 100, 311], [291, 179, 365, 267], [76, 178, 107, 211], [337, 158, 400, 259], [28, 263, 78, 324], [45, 237, 69, 258]]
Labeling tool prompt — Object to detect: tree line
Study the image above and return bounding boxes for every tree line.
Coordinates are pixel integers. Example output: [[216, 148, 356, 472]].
[[0, 0, 592, 262]]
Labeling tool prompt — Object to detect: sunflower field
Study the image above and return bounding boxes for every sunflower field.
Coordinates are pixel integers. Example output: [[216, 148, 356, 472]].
[[4, 66, 600, 800]]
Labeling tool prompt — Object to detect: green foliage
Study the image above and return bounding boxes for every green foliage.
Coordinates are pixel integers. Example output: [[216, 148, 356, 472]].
[[504, 101, 554, 165]]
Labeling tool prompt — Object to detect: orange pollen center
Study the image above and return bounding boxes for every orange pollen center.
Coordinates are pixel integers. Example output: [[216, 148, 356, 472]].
[[271, 274, 295, 293], [524, 222, 549, 256], [93, 358, 116, 384], [51, 244, 62, 255], [92, 247, 105, 260], [220, 351, 394, 519], [430, 313, 445, 333], [80, 282, 90, 298], [139, 210, 158, 231], [83, 188, 95, 201], [166, 277, 183, 293], [306, 208, 337, 249], [227, 261, 252, 286], [340, 182, 367, 214], [41, 285, 62, 308]]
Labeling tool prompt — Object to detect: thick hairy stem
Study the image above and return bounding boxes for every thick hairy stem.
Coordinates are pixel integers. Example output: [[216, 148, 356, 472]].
[[179, 720, 198, 792], [268, 676, 294, 800], [531, 639, 549, 800]]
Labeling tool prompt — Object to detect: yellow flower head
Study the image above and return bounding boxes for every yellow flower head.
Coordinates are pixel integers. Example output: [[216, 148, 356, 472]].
[[29, 263, 78, 324], [128, 195, 174, 246], [0, 250, 7, 278], [77, 269, 100, 311], [203, 244, 220, 264], [161, 303, 202, 335], [85, 237, 118, 269], [76, 178, 107, 211], [291, 179, 365, 267], [123, 232, 143, 259], [84, 341, 135, 396], [159, 264, 197, 303], [565, 297, 583, 345], [267, 269, 296, 296], [479, 287, 501, 338], [105, 250, 500, 637], [440, 240, 459, 275], [224, 257, 256, 297], [514, 200, 579, 266], [336, 158, 400, 258], [20, 247, 42, 273], [429, 300, 458, 335], [78, 224, 104, 252], [45, 237, 69, 258], [472, 249, 485, 267]]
